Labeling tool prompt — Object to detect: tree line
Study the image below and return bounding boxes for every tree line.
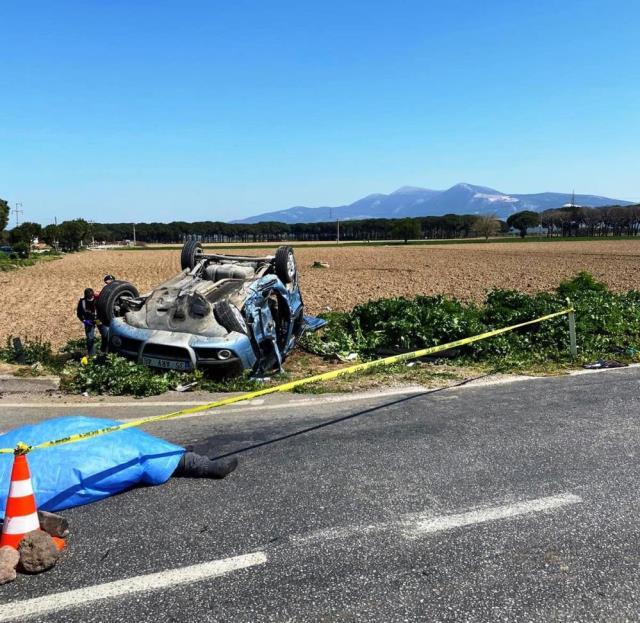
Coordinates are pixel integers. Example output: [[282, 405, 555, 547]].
[[2, 214, 508, 247], [1, 199, 639, 253], [63, 204, 640, 243]]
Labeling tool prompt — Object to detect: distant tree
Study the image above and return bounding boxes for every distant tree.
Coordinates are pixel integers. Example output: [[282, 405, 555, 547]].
[[41, 224, 60, 248], [604, 206, 631, 236], [630, 205, 640, 236], [390, 218, 422, 243], [460, 214, 478, 238], [9, 221, 42, 245], [473, 214, 500, 240], [85, 223, 111, 244], [57, 219, 89, 251], [507, 211, 540, 238], [11, 241, 31, 258], [0, 199, 9, 232]]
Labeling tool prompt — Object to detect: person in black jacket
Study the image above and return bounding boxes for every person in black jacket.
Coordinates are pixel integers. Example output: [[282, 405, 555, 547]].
[[76, 288, 108, 356]]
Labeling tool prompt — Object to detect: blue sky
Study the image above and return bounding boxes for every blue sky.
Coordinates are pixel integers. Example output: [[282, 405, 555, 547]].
[[1, 0, 638, 225]]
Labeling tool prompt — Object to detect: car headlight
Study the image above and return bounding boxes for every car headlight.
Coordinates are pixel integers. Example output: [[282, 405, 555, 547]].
[[111, 335, 122, 348], [217, 349, 232, 360]]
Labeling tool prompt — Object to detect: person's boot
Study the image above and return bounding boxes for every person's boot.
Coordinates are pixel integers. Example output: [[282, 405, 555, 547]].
[[205, 456, 238, 478], [174, 452, 238, 479]]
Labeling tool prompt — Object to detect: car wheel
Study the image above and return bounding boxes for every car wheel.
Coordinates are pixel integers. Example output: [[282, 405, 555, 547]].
[[214, 301, 248, 335], [181, 240, 203, 270], [97, 281, 140, 325], [275, 246, 296, 284]]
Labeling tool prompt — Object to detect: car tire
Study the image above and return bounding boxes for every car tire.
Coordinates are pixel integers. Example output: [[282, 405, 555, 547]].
[[214, 301, 248, 335], [181, 240, 203, 271], [97, 281, 140, 325], [275, 246, 296, 284]]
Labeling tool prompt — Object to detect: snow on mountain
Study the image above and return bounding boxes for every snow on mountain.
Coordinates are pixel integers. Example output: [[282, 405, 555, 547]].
[[473, 193, 519, 203]]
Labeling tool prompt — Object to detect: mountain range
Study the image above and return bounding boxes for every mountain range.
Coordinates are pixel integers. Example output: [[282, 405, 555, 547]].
[[233, 183, 632, 224]]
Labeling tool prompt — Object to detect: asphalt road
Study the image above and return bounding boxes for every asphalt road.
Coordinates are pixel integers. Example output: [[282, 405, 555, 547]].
[[0, 368, 639, 622]]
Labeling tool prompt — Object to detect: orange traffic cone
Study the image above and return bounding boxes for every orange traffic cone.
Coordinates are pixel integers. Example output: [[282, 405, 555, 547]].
[[1, 449, 41, 549]]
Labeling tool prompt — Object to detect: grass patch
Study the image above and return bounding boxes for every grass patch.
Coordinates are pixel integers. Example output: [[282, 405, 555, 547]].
[[0, 250, 62, 272]]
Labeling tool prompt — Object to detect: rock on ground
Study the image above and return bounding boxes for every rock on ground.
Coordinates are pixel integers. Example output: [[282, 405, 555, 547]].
[[0, 546, 20, 584], [18, 530, 60, 574], [38, 510, 70, 538]]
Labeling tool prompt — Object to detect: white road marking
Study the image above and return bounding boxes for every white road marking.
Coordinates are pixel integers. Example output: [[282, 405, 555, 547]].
[[0, 551, 267, 622], [0, 494, 582, 619], [291, 493, 582, 546], [403, 493, 582, 538]]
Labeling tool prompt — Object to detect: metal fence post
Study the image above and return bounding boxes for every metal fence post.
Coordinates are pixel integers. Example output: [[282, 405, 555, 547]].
[[568, 310, 577, 359]]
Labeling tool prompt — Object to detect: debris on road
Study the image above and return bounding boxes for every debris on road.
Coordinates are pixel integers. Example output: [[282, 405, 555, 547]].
[[336, 353, 358, 362], [175, 381, 198, 392], [583, 359, 628, 369]]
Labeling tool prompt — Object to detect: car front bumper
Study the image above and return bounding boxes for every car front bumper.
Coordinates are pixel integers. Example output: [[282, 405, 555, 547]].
[[108, 318, 257, 372]]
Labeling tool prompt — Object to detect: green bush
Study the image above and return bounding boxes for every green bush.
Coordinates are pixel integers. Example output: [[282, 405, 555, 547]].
[[0, 336, 56, 366], [60, 353, 263, 397], [557, 271, 607, 298], [11, 242, 30, 259], [302, 273, 640, 368], [60, 355, 192, 396]]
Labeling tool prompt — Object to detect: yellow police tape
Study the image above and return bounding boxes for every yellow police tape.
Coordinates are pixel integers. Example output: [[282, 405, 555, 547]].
[[0, 308, 574, 455]]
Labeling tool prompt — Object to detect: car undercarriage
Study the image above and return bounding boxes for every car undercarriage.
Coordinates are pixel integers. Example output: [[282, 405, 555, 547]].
[[97, 243, 324, 376]]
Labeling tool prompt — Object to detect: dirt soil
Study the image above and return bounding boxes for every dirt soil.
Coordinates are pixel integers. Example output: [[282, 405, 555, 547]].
[[1, 240, 639, 349]]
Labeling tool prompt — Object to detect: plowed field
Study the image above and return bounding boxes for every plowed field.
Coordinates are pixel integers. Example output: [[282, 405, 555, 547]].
[[1, 240, 638, 348]]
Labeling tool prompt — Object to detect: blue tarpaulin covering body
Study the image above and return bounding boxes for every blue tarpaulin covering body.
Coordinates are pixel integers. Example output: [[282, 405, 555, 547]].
[[0, 416, 184, 518]]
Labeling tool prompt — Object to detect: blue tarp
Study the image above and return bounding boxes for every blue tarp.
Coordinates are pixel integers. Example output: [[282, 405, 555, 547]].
[[0, 416, 184, 518]]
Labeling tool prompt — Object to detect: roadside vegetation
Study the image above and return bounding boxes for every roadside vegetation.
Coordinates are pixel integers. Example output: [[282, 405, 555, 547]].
[[0, 248, 61, 272], [1, 272, 638, 397], [0, 336, 262, 396], [301, 272, 640, 371]]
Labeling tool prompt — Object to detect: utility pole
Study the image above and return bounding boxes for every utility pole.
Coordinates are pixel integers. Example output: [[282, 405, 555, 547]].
[[133, 223, 136, 246], [330, 208, 340, 243], [13, 203, 23, 227]]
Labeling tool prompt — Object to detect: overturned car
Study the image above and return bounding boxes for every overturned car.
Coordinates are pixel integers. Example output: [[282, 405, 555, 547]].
[[97, 242, 325, 375]]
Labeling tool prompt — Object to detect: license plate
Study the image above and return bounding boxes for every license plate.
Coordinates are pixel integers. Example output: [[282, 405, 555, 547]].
[[142, 356, 190, 371]]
